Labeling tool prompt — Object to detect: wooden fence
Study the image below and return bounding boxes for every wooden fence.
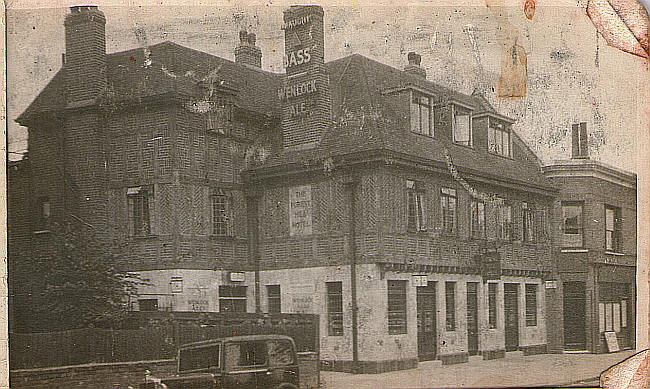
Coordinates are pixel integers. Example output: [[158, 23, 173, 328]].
[[11, 312, 319, 370]]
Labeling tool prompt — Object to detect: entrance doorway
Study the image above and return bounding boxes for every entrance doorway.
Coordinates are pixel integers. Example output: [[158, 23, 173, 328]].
[[564, 281, 587, 350], [466, 282, 479, 356], [416, 282, 437, 361], [504, 283, 519, 351]]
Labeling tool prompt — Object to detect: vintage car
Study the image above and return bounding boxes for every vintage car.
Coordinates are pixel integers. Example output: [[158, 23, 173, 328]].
[[140, 334, 300, 389]]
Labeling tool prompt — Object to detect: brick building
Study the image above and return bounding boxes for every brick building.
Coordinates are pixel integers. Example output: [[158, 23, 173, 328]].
[[544, 123, 636, 353], [12, 5, 565, 372]]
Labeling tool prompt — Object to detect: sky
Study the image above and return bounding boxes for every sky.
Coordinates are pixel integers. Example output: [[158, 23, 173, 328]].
[[6, 1, 649, 173]]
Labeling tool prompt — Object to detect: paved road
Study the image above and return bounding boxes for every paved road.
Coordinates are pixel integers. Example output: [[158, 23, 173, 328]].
[[321, 350, 636, 388]]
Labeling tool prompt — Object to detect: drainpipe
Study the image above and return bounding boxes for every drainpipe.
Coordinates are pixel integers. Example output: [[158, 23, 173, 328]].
[[246, 189, 261, 313], [345, 180, 360, 368]]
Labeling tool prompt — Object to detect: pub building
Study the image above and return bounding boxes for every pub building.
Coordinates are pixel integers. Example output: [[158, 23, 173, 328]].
[[244, 6, 560, 372], [11, 5, 576, 373], [544, 123, 637, 354]]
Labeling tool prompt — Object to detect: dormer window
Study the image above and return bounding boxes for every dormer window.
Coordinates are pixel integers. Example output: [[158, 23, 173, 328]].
[[453, 105, 472, 146], [488, 118, 511, 157], [410, 91, 433, 136]]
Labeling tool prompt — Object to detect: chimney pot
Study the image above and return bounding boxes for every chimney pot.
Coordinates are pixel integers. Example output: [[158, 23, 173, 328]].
[[405, 52, 426, 79], [408, 52, 421, 66], [235, 29, 262, 68]]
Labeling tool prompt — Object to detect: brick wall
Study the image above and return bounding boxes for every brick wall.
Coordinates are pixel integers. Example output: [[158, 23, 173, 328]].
[[255, 163, 553, 273], [551, 175, 636, 265], [10, 359, 175, 389], [10, 355, 320, 389], [101, 104, 251, 271]]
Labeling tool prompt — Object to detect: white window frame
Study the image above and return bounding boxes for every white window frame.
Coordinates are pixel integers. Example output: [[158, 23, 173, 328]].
[[410, 90, 434, 137], [452, 105, 473, 146], [488, 118, 512, 157]]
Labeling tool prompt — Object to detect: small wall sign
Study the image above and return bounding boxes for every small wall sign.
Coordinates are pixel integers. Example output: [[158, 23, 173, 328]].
[[545, 280, 558, 289], [413, 275, 428, 287], [229, 272, 246, 282]]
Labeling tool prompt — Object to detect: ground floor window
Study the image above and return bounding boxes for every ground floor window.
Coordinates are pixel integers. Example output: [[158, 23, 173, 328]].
[[599, 301, 627, 333], [525, 284, 537, 326], [326, 282, 343, 336], [388, 280, 407, 334], [445, 282, 456, 331], [219, 285, 247, 312], [267, 285, 281, 313], [488, 283, 498, 329], [138, 298, 158, 311]]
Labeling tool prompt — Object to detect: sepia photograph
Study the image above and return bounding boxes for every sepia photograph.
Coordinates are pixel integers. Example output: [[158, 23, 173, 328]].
[[4, 0, 649, 388]]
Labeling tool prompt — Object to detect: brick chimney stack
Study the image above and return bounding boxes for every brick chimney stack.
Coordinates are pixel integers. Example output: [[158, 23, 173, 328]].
[[405, 52, 426, 79], [571, 122, 589, 159], [235, 30, 262, 68], [64, 6, 107, 106], [280, 5, 331, 150]]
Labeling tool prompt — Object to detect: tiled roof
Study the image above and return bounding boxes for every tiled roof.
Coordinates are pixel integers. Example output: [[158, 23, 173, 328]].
[[19, 41, 553, 191], [17, 41, 283, 124], [256, 54, 555, 191]]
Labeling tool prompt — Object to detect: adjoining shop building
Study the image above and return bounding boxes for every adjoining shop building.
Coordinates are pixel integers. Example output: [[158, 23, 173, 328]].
[[544, 123, 637, 354], [12, 5, 564, 372]]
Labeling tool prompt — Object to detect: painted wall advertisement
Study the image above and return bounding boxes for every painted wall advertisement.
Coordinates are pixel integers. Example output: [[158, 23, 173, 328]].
[[289, 185, 312, 236]]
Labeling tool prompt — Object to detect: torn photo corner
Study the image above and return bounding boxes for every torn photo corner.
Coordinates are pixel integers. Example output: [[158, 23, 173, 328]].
[[3, 0, 649, 388]]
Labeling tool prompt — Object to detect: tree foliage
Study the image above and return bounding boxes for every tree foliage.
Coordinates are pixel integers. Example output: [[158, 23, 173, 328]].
[[10, 218, 139, 332]]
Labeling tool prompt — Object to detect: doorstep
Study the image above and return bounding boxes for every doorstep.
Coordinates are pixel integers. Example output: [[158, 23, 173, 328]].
[[505, 350, 524, 359], [468, 355, 483, 364]]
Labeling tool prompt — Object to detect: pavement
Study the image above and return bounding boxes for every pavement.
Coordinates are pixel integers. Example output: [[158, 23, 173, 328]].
[[320, 350, 636, 388]]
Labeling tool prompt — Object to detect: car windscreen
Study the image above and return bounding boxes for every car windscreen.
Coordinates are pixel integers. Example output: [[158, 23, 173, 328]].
[[178, 344, 220, 372]]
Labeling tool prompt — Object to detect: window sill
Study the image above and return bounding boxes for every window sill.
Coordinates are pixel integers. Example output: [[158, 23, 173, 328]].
[[210, 235, 238, 240], [487, 151, 514, 160], [452, 142, 474, 150], [410, 131, 434, 139], [605, 251, 626, 256], [561, 249, 589, 253], [33, 230, 51, 235], [129, 235, 159, 240]]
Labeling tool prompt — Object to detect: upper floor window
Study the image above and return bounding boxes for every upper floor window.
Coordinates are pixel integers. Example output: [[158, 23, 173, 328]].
[[212, 190, 231, 236], [453, 106, 472, 146], [522, 201, 535, 242], [440, 188, 457, 235], [562, 202, 584, 248], [410, 91, 433, 136], [488, 119, 511, 157], [407, 180, 426, 232], [470, 199, 486, 239], [128, 186, 152, 236], [496, 200, 512, 241], [36, 196, 51, 231], [605, 205, 622, 252]]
